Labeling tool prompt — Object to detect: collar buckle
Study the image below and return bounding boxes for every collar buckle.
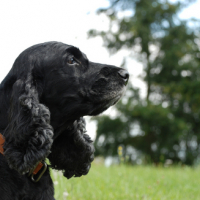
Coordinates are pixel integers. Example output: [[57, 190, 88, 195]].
[[29, 161, 47, 182]]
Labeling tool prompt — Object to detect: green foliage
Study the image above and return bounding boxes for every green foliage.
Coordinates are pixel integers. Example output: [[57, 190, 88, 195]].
[[95, 93, 189, 163], [89, 0, 200, 165], [52, 164, 200, 200]]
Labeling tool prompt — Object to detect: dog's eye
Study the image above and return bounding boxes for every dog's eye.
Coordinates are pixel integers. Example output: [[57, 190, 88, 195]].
[[68, 57, 76, 65]]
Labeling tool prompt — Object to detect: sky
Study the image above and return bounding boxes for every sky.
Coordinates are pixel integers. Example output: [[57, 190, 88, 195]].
[[0, 0, 200, 139]]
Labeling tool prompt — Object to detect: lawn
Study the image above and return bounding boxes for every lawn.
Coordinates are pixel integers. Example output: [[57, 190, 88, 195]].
[[51, 163, 200, 200]]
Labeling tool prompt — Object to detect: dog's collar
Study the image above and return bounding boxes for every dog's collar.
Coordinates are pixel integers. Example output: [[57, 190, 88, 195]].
[[0, 134, 5, 155], [0, 133, 47, 182]]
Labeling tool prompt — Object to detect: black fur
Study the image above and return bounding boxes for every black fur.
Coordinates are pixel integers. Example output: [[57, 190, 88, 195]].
[[0, 42, 129, 200]]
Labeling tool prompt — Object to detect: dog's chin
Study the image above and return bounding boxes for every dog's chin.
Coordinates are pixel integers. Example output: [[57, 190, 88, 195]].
[[90, 87, 125, 116]]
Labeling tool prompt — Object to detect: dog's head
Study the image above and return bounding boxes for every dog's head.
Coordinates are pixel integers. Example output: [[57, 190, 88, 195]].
[[3, 42, 129, 178], [34, 43, 129, 119]]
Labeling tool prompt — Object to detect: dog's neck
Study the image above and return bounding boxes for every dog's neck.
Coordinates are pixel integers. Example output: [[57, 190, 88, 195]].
[[45, 102, 85, 140], [51, 116, 82, 140]]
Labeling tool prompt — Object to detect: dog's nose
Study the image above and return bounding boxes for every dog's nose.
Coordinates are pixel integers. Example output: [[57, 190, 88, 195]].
[[118, 69, 129, 85]]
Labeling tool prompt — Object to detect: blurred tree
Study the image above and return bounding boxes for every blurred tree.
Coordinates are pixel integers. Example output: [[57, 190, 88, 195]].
[[89, 0, 200, 165]]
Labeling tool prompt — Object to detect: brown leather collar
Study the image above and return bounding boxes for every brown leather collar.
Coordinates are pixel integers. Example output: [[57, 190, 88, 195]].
[[0, 134, 4, 155], [0, 133, 47, 182]]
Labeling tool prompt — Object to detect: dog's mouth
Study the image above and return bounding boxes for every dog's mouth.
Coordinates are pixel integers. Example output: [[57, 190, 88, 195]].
[[89, 86, 126, 116]]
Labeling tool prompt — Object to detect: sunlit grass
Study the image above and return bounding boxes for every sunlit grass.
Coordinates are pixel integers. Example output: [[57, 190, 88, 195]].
[[51, 163, 200, 200]]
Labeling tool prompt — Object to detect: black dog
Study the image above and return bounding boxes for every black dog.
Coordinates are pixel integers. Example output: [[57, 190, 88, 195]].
[[0, 42, 129, 200]]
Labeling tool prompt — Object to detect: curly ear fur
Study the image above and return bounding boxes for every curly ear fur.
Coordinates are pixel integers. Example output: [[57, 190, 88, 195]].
[[4, 75, 53, 174], [48, 117, 94, 179]]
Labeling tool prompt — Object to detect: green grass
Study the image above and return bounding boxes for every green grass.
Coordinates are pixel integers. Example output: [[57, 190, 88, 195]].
[[51, 164, 200, 200]]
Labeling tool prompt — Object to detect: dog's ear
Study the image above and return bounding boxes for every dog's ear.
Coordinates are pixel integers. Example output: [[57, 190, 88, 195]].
[[48, 117, 94, 179], [4, 73, 53, 174]]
